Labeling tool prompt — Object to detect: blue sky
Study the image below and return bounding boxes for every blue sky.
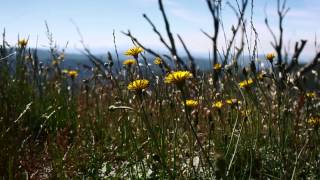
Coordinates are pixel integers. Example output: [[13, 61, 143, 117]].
[[0, 0, 319, 57]]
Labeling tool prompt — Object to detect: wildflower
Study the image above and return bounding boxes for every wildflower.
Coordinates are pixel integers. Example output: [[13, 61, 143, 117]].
[[213, 101, 223, 109], [124, 46, 143, 58], [307, 117, 320, 127], [68, 70, 78, 79], [213, 63, 222, 71], [164, 71, 192, 86], [306, 92, 316, 98], [239, 78, 254, 88], [266, 53, 275, 63], [226, 99, 239, 106], [258, 72, 266, 81], [57, 53, 65, 60], [18, 39, 28, 48], [154, 57, 162, 65], [25, 55, 32, 60], [241, 109, 251, 118], [185, 99, 198, 108], [128, 79, 149, 91], [52, 60, 59, 65], [123, 59, 136, 66], [62, 69, 69, 74]]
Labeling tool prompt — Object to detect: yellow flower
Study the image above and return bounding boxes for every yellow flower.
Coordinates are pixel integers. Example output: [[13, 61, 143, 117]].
[[57, 53, 65, 60], [307, 117, 320, 127], [25, 55, 32, 60], [68, 70, 78, 79], [239, 78, 254, 88], [306, 92, 316, 98], [226, 99, 239, 106], [154, 57, 162, 65], [124, 46, 144, 58], [18, 39, 28, 48], [52, 60, 59, 65], [123, 59, 136, 66], [213, 63, 222, 70], [241, 109, 251, 117], [258, 72, 266, 81], [213, 101, 223, 109], [185, 99, 198, 108], [164, 71, 192, 86], [128, 79, 149, 91], [266, 53, 275, 62]]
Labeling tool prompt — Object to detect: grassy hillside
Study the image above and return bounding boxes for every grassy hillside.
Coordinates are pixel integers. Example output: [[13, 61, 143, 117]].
[[0, 0, 320, 179]]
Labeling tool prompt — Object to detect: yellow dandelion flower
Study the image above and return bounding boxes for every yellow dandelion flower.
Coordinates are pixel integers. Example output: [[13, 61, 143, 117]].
[[213, 63, 222, 70], [306, 92, 316, 98], [239, 78, 254, 88], [213, 101, 223, 109], [52, 60, 59, 65], [154, 57, 162, 65], [164, 71, 192, 86], [307, 117, 320, 127], [123, 59, 136, 66], [226, 99, 239, 106], [266, 53, 275, 62], [124, 46, 144, 58], [127, 79, 149, 91], [241, 109, 251, 117], [62, 69, 69, 74], [185, 99, 198, 107], [68, 70, 78, 79], [258, 72, 266, 81], [18, 39, 28, 48]]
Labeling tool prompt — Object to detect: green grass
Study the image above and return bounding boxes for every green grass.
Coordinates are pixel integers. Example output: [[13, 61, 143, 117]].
[[0, 41, 319, 179]]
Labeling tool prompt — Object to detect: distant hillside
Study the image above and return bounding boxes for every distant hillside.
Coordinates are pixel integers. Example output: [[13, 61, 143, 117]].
[[30, 49, 313, 73]]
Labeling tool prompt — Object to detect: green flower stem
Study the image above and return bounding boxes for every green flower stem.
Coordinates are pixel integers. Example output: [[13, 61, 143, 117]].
[[138, 94, 173, 178], [180, 85, 214, 174]]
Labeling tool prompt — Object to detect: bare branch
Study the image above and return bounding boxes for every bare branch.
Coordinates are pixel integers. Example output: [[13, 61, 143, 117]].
[[177, 34, 197, 76], [285, 40, 307, 72], [264, 18, 278, 46], [200, 29, 213, 40], [112, 30, 121, 73], [297, 52, 320, 77], [122, 30, 171, 72], [158, 0, 188, 70], [143, 14, 171, 50], [223, 0, 248, 65], [206, 0, 221, 65]]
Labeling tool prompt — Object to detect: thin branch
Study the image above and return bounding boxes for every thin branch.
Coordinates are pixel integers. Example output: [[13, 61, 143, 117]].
[[177, 34, 196, 76], [112, 30, 121, 73], [143, 14, 171, 50], [223, 0, 248, 65], [200, 29, 213, 40], [206, 0, 221, 65], [265, 0, 290, 66], [285, 40, 307, 72], [264, 18, 278, 47], [122, 30, 172, 72], [297, 51, 320, 77], [158, 0, 188, 70]]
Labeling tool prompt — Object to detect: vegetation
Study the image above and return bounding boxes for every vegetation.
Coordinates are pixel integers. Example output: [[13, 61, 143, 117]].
[[0, 0, 320, 179]]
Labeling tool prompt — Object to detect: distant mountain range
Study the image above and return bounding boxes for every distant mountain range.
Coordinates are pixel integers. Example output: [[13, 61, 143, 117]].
[[31, 49, 214, 70], [26, 49, 311, 72]]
